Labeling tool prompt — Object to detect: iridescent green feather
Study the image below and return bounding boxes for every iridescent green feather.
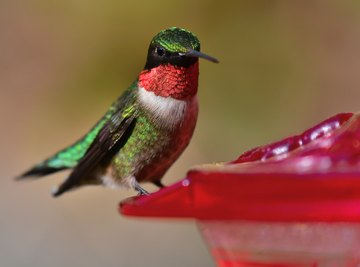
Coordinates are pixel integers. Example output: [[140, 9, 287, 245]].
[[38, 83, 138, 170], [112, 114, 160, 177], [151, 27, 200, 53], [44, 115, 110, 169]]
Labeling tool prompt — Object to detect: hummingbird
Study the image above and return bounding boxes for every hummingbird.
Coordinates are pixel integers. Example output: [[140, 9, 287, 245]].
[[18, 27, 218, 197]]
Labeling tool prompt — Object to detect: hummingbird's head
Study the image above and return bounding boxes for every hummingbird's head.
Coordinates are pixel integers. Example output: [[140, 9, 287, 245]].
[[144, 27, 218, 69], [139, 27, 218, 100]]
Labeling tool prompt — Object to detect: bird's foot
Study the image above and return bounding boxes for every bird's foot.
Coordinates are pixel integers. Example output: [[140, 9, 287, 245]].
[[134, 183, 149, 196], [153, 180, 165, 188]]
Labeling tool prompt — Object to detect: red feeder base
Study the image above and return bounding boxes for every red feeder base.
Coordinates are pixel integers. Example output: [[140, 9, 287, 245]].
[[120, 113, 360, 266]]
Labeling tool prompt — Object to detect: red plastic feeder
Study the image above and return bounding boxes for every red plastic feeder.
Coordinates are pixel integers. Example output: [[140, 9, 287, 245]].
[[120, 112, 360, 267]]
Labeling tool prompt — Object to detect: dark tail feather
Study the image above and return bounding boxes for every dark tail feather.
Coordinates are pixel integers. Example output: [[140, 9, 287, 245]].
[[51, 177, 77, 197], [16, 165, 67, 180]]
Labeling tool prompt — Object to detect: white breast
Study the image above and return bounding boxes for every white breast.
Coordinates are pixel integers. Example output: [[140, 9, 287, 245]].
[[138, 86, 197, 129]]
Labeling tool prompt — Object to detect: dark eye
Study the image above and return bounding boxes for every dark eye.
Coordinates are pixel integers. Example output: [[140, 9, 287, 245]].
[[155, 47, 165, 57]]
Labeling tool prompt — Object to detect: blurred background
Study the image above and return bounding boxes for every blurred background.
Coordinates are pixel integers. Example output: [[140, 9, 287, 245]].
[[2, 1, 360, 266]]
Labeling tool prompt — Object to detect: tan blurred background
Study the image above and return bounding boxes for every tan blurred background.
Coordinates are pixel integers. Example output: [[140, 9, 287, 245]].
[[2, 1, 360, 266]]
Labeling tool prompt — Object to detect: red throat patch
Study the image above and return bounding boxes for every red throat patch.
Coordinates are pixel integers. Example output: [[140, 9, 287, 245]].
[[138, 62, 199, 100]]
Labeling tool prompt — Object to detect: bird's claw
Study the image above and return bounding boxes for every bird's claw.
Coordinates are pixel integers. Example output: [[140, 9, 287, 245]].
[[135, 183, 149, 196]]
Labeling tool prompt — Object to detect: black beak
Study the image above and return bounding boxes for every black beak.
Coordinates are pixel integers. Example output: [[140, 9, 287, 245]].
[[181, 49, 219, 63]]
